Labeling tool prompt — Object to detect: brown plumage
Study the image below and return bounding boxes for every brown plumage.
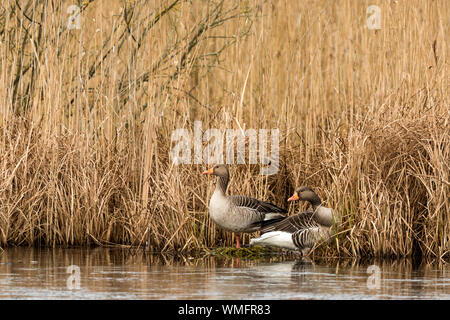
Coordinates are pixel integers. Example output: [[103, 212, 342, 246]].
[[251, 187, 338, 255], [203, 164, 287, 248]]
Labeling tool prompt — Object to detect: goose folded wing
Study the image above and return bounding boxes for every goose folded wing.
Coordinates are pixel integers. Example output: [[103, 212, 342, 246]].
[[262, 211, 317, 233], [229, 195, 287, 214]]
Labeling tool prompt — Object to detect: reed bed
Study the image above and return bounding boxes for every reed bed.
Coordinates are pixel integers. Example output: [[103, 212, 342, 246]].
[[0, 0, 448, 261]]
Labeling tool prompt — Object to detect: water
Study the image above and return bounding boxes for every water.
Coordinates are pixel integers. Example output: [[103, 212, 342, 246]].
[[0, 247, 448, 299]]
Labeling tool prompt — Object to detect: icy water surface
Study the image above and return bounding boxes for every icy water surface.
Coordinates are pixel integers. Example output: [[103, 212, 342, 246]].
[[0, 247, 448, 299]]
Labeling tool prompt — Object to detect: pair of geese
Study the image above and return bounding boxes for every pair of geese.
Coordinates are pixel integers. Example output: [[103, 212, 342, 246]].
[[203, 164, 337, 255]]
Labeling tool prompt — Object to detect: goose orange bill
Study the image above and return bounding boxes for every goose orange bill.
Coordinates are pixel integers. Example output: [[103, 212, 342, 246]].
[[203, 168, 214, 175], [288, 192, 299, 201]]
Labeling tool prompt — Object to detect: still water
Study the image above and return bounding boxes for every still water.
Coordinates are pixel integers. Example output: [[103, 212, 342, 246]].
[[0, 247, 448, 299]]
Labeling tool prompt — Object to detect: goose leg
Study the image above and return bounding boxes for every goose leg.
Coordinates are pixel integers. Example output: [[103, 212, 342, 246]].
[[235, 234, 240, 248]]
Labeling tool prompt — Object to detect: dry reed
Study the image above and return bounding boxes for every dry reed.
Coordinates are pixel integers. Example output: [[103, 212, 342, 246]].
[[0, 0, 448, 261]]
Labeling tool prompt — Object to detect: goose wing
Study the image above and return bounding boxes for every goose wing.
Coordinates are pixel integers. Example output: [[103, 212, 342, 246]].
[[262, 211, 317, 233], [224, 195, 287, 231], [229, 195, 288, 215]]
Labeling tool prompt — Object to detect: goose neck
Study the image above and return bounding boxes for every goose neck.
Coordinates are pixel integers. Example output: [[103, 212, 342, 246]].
[[309, 195, 322, 212], [215, 175, 229, 195]]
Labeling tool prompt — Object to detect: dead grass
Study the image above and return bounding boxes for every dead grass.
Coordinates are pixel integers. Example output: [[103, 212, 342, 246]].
[[0, 0, 448, 261]]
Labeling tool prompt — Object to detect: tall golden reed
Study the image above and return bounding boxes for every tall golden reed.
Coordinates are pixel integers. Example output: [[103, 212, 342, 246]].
[[0, 0, 448, 260]]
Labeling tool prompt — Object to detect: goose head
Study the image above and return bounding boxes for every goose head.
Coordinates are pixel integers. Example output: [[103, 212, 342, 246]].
[[288, 186, 321, 207], [203, 164, 229, 178], [203, 164, 230, 194]]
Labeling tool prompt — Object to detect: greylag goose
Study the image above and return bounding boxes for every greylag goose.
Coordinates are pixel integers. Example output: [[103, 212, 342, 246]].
[[203, 164, 287, 248], [250, 186, 338, 255]]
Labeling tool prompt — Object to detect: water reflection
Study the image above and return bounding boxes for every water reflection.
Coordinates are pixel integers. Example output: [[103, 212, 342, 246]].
[[0, 247, 448, 299]]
